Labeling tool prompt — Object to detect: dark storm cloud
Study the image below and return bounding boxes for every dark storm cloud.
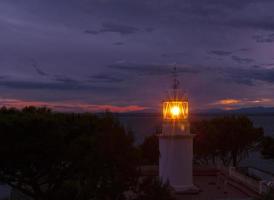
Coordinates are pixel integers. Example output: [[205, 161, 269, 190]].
[[160, 52, 187, 58], [53, 75, 80, 84], [145, 27, 155, 32], [186, 0, 267, 9], [238, 48, 249, 52], [89, 74, 124, 83], [219, 65, 274, 85], [262, 63, 274, 67], [160, 0, 274, 32], [0, 79, 116, 91], [113, 42, 124, 46], [0, 80, 83, 90], [85, 22, 139, 35], [209, 50, 233, 56], [87, 0, 273, 33], [229, 19, 274, 31], [231, 56, 254, 64], [108, 63, 200, 75], [84, 30, 99, 35], [209, 49, 251, 57], [108, 61, 274, 88], [252, 33, 274, 43], [93, 0, 264, 16], [244, 66, 274, 84], [101, 22, 139, 35], [32, 63, 48, 77]]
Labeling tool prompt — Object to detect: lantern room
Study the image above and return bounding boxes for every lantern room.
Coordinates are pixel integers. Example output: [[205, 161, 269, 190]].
[[163, 100, 189, 120], [162, 67, 189, 121]]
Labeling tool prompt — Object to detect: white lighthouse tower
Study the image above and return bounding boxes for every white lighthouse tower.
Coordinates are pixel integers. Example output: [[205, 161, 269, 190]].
[[159, 68, 197, 193]]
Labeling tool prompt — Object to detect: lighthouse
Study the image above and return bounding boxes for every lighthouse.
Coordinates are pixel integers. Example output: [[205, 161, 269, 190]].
[[159, 68, 197, 193]]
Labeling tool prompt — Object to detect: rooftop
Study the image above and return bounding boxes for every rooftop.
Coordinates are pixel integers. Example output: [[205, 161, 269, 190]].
[[141, 166, 264, 200]]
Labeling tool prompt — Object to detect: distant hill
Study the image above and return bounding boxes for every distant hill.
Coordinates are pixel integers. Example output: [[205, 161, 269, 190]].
[[229, 107, 274, 114], [197, 107, 274, 115]]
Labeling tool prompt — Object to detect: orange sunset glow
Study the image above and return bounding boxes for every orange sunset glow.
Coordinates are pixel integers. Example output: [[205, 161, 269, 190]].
[[0, 98, 147, 113], [211, 98, 274, 108]]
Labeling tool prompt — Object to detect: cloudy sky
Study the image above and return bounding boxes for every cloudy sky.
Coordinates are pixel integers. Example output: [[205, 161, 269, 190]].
[[1, 0, 274, 112]]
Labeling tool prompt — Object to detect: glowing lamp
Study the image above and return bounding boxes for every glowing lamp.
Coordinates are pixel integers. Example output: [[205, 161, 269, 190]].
[[163, 101, 188, 120]]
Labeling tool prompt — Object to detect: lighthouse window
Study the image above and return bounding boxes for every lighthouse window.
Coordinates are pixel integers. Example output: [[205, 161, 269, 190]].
[[163, 101, 188, 120]]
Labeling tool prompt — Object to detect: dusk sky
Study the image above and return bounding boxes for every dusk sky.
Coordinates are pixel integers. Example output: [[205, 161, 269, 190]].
[[1, 0, 274, 112]]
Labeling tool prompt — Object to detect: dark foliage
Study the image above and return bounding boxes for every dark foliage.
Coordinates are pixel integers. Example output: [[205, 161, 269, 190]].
[[261, 136, 274, 159], [139, 134, 159, 165], [132, 177, 174, 200], [0, 107, 139, 200], [192, 115, 264, 167], [261, 188, 274, 200]]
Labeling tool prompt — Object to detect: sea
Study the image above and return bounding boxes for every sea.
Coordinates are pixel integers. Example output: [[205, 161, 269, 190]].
[[118, 114, 274, 174]]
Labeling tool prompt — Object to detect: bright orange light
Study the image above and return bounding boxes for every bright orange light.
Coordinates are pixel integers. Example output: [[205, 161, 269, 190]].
[[170, 106, 180, 116], [163, 101, 188, 120]]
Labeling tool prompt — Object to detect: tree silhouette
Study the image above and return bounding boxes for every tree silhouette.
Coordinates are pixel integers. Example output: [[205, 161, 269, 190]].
[[192, 115, 263, 167], [0, 107, 139, 200], [261, 136, 274, 159], [139, 134, 159, 165]]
